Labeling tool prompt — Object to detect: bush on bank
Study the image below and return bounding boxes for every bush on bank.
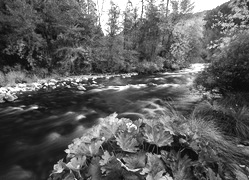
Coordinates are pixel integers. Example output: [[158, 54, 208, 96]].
[[195, 31, 249, 94]]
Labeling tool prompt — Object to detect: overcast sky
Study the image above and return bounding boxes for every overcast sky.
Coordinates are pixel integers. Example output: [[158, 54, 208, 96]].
[[99, 0, 229, 13], [97, 0, 230, 32], [193, 0, 229, 12]]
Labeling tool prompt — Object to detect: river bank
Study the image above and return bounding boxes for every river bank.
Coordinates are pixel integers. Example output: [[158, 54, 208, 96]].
[[0, 64, 206, 104]]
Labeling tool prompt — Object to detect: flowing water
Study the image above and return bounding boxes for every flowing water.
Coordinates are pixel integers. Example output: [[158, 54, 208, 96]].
[[0, 64, 205, 180]]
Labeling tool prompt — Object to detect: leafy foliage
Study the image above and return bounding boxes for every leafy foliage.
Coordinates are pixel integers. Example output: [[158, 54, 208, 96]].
[[197, 0, 249, 94], [0, 0, 205, 76], [196, 30, 249, 93], [49, 112, 249, 180]]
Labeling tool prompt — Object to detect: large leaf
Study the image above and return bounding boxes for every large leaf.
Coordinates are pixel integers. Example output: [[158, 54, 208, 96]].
[[88, 157, 102, 180], [99, 113, 121, 139], [65, 138, 104, 156], [147, 171, 173, 180], [116, 131, 139, 153], [52, 159, 67, 174], [66, 155, 86, 171], [142, 120, 173, 147], [99, 151, 114, 166], [141, 153, 168, 179], [99, 152, 122, 175], [99, 113, 137, 140], [63, 173, 76, 180], [161, 150, 194, 180], [122, 152, 146, 171]]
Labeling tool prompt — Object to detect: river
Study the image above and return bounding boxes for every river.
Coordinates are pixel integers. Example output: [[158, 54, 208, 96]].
[[0, 63, 205, 180]]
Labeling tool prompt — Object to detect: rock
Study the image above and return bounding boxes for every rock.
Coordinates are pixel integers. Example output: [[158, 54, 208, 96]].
[[0, 165, 35, 180], [46, 132, 61, 141], [71, 82, 78, 86], [50, 78, 56, 82], [82, 77, 88, 81], [0, 88, 7, 93], [17, 83, 26, 88], [4, 93, 17, 102], [77, 85, 86, 91], [75, 114, 86, 121], [147, 82, 157, 86], [90, 84, 98, 87], [48, 82, 55, 86], [7, 87, 15, 91], [0, 94, 5, 103]]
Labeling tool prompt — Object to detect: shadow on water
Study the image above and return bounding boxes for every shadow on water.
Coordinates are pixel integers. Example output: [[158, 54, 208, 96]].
[[0, 70, 200, 180]]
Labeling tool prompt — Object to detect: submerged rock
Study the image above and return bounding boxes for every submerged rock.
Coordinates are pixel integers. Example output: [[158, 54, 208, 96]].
[[0, 165, 35, 180]]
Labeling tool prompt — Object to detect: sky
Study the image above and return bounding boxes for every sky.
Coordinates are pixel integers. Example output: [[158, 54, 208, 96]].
[[97, 0, 230, 32], [193, 0, 229, 12], [99, 0, 230, 13]]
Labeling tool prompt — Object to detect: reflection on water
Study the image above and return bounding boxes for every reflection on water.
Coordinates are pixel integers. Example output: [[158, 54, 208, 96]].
[[0, 64, 204, 180]]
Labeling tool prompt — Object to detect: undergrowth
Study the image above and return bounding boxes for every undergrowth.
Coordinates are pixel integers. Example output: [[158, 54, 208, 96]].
[[48, 109, 249, 180], [192, 96, 249, 142], [0, 70, 38, 87]]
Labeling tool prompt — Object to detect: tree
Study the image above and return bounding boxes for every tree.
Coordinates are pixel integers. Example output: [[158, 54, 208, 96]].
[[0, 0, 45, 70], [196, 0, 249, 93], [137, 0, 161, 61], [123, 0, 134, 50], [202, 1, 232, 56], [0, 0, 101, 74], [158, 0, 196, 68], [103, 1, 124, 72], [51, 0, 100, 74]]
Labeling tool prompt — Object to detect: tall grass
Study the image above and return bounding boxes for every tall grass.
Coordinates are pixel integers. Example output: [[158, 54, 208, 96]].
[[186, 117, 249, 178], [192, 97, 249, 141]]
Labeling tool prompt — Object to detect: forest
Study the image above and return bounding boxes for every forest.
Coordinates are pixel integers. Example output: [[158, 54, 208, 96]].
[[0, 0, 205, 83], [1, 0, 249, 180]]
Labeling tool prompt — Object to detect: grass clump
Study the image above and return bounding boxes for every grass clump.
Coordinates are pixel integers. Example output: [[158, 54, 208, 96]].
[[192, 95, 249, 142]]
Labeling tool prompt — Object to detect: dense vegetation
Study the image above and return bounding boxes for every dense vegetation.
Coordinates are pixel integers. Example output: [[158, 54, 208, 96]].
[[196, 0, 249, 94], [49, 111, 249, 180], [0, 0, 205, 86]]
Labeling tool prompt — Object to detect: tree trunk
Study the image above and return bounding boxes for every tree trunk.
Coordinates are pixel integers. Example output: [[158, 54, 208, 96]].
[[166, 0, 170, 18], [141, 0, 144, 19]]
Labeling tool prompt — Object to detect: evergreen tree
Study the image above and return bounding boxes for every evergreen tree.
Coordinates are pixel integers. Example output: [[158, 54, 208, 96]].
[[137, 0, 160, 61]]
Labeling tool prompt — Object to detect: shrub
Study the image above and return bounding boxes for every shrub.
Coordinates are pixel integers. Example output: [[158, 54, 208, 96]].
[[33, 68, 49, 79], [5, 71, 27, 85], [195, 31, 249, 94], [136, 57, 164, 74], [49, 113, 249, 180], [0, 71, 6, 87]]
